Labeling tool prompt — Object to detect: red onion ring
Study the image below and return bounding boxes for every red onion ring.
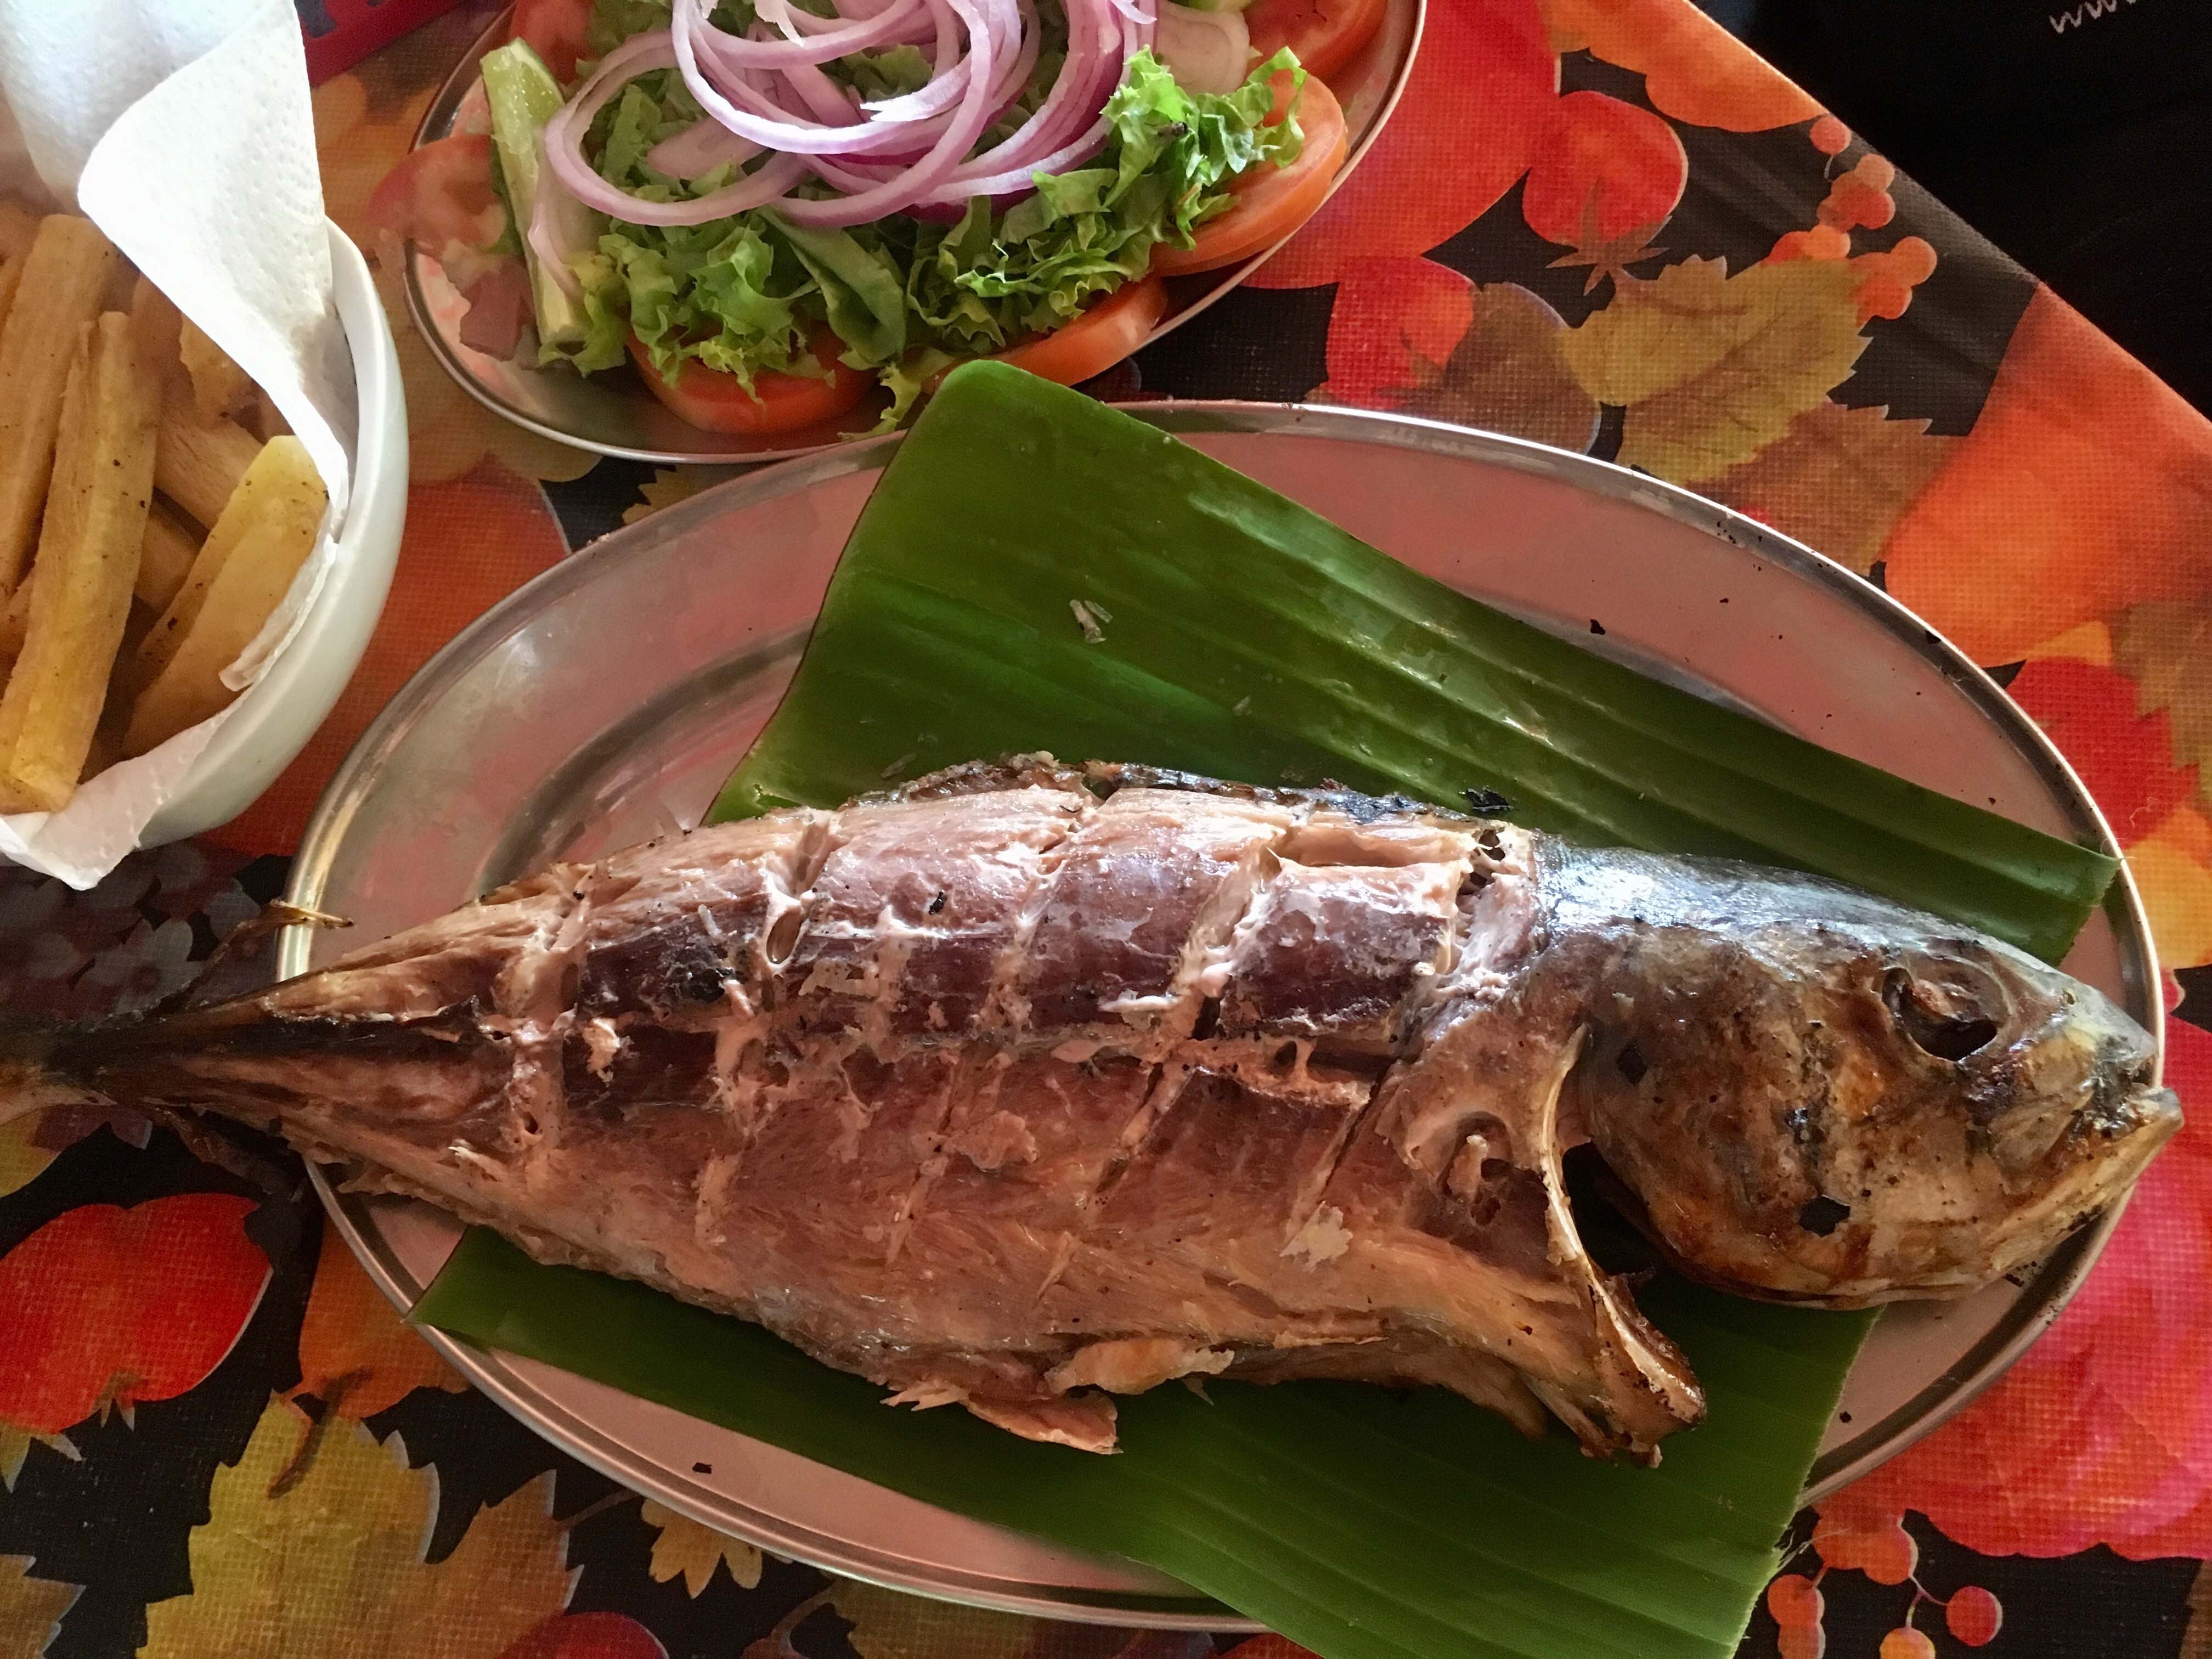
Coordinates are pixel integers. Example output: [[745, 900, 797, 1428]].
[[539, 0, 1156, 232], [543, 33, 818, 223], [645, 118, 764, 178]]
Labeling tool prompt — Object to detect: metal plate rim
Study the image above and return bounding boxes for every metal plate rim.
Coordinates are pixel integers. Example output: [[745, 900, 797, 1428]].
[[400, 3, 1425, 467], [284, 401, 2162, 1623]]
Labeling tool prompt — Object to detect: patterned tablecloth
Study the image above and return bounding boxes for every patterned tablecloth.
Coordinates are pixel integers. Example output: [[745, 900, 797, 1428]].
[[4, 2, 2210, 1655]]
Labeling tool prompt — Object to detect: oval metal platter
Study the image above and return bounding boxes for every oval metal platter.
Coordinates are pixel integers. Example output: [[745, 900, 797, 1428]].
[[400, 2, 1423, 464], [281, 405, 2162, 1628]]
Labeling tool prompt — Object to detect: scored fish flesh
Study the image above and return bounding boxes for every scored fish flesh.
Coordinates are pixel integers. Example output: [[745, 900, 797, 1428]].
[[1, 759, 2180, 1460]]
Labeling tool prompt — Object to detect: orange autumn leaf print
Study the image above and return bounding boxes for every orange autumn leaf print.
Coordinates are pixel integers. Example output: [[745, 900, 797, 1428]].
[[2005, 658, 2199, 847], [1538, 0, 1820, 132], [2112, 598, 2212, 819], [1701, 399, 1955, 575], [295, 1222, 467, 1420], [0, 1196, 268, 1463], [1250, 0, 1557, 290], [1882, 286, 2212, 666]]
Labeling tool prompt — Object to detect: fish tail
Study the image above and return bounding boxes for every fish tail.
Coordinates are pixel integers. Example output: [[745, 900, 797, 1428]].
[[0, 1007, 115, 1129], [0, 1002, 304, 1194]]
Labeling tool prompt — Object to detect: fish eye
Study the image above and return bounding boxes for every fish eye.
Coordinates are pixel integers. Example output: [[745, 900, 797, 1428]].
[[1882, 966, 2001, 1061]]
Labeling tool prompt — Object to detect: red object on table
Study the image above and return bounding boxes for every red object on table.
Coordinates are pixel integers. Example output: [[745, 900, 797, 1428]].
[[298, 0, 470, 83]]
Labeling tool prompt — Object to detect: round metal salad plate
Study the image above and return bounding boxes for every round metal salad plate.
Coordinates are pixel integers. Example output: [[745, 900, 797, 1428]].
[[401, 1, 1424, 464], [282, 404, 2163, 1628]]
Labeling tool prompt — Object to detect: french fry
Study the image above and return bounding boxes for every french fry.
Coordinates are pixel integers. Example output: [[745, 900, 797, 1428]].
[[124, 437, 324, 758], [0, 576, 26, 657], [0, 201, 38, 259], [99, 257, 138, 314], [137, 498, 201, 613], [179, 320, 252, 425], [153, 391, 261, 528], [132, 435, 299, 693], [130, 276, 184, 383], [0, 216, 120, 592], [0, 313, 160, 812], [79, 713, 125, 786], [0, 256, 23, 333]]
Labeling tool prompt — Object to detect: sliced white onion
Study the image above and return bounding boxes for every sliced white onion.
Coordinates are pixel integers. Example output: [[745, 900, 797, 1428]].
[[645, 118, 764, 179], [544, 33, 816, 223], [771, 42, 867, 125], [1153, 0, 1247, 94], [684, 0, 925, 65], [776, 0, 1004, 223], [907, 0, 1144, 203], [543, 0, 1150, 233]]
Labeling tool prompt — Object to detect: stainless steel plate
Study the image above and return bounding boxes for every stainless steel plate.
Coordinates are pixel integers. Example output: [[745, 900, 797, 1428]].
[[402, 2, 1423, 463], [282, 405, 2162, 1628]]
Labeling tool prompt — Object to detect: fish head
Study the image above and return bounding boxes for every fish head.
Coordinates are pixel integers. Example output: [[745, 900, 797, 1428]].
[[1871, 933, 2175, 1175], [1551, 851, 2182, 1307]]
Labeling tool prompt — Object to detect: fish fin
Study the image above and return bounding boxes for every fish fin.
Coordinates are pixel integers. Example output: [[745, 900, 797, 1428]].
[[963, 1391, 1120, 1453]]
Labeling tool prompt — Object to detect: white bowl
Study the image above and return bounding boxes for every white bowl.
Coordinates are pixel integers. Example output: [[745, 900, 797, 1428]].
[[138, 221, 407, 847]]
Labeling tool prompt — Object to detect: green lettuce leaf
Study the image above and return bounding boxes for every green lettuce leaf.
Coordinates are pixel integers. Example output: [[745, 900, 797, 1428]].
[[769, 214, 910, 365], [568, 0, 1305, 398]]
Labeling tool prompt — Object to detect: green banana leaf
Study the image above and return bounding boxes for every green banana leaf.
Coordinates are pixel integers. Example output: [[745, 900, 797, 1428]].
[[419, 1229, 1871, 1659], [416, 362, 2114, 1659], [716, 366, 2112, 963]]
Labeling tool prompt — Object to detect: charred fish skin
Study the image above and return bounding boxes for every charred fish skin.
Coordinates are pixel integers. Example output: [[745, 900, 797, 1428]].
[[1539, 842, 2179, 1307], [4, 758, 2176, 1465]]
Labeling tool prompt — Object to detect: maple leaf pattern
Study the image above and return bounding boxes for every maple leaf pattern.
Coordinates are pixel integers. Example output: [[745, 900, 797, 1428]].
[[620, 467, 745, 527], [1702, 400, 1957, 575], [1558, 255, 1868, 482], [0, 1427, 77, 1497], [140, 1397, 577, 1658], [639, 1500, 763, 1595], [0, 1556, 79, 1659], [2112, 599, 2212, 818], [825, 1581, 1047, 1659], [1396, 283, 1600, 452]]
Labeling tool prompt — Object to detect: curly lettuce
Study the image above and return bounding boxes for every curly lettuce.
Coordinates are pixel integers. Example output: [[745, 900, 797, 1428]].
[[561, 0, 1306, 405]]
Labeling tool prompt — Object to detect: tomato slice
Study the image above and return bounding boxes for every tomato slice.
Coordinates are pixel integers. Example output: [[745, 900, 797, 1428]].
[[365, 133, 507, 255], [1245, 0, 1387, 85], [512, 0, 596, 83], [994, 276, 1167, 386], [1150, 76, 1348, 277], [628, 330, 870, 436]]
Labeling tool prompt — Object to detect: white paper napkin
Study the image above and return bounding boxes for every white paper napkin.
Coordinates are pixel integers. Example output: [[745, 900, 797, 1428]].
[[0, 0, 356, 887]]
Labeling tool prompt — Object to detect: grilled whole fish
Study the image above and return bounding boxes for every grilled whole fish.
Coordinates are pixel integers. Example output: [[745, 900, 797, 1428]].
[[1, 759, 2179, 1460]]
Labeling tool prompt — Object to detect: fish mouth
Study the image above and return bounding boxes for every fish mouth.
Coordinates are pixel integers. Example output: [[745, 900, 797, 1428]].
[[2101, 1082, 2183, 1166]]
